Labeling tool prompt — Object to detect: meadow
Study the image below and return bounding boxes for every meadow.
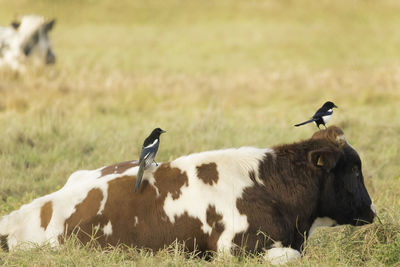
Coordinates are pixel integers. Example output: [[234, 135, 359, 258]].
[[0, 0, 400, 265]]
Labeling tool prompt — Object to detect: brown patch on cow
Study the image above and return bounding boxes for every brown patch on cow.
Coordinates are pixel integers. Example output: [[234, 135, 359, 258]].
[[0, 235, 8, 252], [65, 188, 103, 227], [40, 201, 53, 230], [233, 183, 295, 254], [206, 205, 225, 251], [196, 163, 219, 185], [311, 125, 345, 146], [153, 163, 189, 199], [99, 166, 209, 252], [63, 188, 108, 244], [100, 160, 139, 177]]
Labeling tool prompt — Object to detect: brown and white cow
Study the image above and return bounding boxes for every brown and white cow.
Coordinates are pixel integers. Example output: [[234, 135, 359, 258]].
[[0, 15, 56, 71], [0, 126, 375, 264]]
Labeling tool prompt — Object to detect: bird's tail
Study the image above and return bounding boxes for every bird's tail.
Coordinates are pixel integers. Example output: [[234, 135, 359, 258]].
[[294, 119, 315, 127], [134, 161, 146, 193]]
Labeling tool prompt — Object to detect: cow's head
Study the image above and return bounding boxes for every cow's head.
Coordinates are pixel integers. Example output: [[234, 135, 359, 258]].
[[11, 15, 56, 65], [309, 126, 375, 226]]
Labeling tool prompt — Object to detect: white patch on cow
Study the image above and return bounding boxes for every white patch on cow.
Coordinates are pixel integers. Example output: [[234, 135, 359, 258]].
[[162, 147, 273, 252], [0, 193, 56, 250], [264, 247, 301, 265], [102, 221, 113, 236], [308, 217, 337, 238], [272, 241, 283, 248], [371, 203, 377, 215], [134, 216, 139, 227], [64, 169, 103, 188]]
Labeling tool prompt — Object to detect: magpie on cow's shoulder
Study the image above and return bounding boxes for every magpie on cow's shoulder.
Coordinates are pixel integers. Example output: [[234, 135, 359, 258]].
[[134, 127, 166, 193], [294, 101, 338, 129]]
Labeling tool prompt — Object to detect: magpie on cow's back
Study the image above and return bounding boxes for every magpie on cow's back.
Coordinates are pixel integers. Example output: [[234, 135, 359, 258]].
[[134, 127, 166, 193], [295, 101, 338, 129]]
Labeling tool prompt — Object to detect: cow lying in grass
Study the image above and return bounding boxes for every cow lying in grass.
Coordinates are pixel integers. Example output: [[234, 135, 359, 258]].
[[0, 15, 56, 71], [0, 126, 375, 264]]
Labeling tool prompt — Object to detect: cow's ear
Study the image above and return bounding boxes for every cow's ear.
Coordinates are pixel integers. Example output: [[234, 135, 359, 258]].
[[309, 149, 339, 171], [11, 21, 20, 30], [44, 19, 56, 32]]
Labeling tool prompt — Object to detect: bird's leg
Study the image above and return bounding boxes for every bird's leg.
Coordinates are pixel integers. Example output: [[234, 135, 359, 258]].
[[323, 124, 327, 130], [153, 160, 159, 166]]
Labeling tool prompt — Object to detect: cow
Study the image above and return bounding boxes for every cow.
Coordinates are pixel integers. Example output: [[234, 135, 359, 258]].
[[0, 126, 376, 264], [0, 15, 56, 71]]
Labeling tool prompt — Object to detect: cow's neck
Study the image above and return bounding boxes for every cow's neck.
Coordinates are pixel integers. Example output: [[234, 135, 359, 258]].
[[256, 143, 323, 248]]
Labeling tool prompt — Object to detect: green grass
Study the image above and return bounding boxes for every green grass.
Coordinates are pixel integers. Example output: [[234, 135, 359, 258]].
[[1, 0, 400, 265]]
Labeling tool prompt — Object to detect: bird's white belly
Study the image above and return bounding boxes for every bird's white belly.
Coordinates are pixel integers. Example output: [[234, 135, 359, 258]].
[[322, 114, 332, 123]]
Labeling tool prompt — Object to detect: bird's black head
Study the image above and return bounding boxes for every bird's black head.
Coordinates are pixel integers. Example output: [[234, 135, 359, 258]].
[[151, 128, 166, 136], [323, 101, 338, 109]]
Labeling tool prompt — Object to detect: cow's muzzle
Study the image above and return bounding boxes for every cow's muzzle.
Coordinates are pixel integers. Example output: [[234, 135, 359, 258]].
[[353, 204, 376, 226]]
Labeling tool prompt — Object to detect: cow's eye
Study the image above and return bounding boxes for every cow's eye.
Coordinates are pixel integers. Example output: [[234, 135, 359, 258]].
[[352, 166, 360, 176]]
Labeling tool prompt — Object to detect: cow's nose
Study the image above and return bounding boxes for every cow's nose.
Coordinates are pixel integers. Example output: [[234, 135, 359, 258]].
[[46, 50, 55, 64], [371, 203, 377, 216]]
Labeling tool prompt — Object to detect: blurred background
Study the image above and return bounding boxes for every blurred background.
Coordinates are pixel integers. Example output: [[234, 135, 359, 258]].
[[0, 0, 400, 265]]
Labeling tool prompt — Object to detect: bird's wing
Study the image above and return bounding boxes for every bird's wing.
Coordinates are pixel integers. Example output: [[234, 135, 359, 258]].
[[294, 118, 316, 127], [134, 160, 146, 193], [140, 146, 156, 160], [143, 138, 158, 149], [313, 108, 332, 119]]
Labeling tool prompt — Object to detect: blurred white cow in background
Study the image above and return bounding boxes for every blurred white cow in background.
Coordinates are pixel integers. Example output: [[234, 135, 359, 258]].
[[0, 15, 56, 72]]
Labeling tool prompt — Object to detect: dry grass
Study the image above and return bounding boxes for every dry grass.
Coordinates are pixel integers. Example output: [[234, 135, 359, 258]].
[[0, 0, 400, 265]]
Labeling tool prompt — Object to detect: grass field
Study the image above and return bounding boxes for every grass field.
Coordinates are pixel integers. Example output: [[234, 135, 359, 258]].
[[1, 0, 400, 265]]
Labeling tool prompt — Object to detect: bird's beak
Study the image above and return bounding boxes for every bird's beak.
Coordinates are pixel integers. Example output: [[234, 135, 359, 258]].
[[161, 130, 167, 134], [334, 105, 338, 108]]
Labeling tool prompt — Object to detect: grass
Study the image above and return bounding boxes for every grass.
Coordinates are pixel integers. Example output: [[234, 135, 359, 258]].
[[0, 0, 400, 265]]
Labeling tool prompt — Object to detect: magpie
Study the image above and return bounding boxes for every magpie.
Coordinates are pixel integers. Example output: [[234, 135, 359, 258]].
[[134, 128, 166, 192], [294, 101, 338, 129]]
